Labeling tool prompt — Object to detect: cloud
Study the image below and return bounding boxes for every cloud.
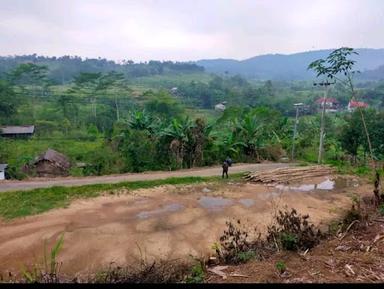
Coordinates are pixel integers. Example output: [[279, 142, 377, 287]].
[[0, 0, 383, 61]]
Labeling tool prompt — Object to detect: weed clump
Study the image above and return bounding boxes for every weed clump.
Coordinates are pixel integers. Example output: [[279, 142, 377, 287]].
[[266, 208, 324, 251], [275, 261, 286, 274], [216, 219, 274, 264], [94, 259, 189, 284], [185, 261, 205, 283]]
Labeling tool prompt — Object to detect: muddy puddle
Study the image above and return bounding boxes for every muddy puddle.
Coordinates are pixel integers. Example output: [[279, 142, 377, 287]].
[[0, 175, 367, 277], [275, 177, 358, 193], [198, 196, 234, 211]]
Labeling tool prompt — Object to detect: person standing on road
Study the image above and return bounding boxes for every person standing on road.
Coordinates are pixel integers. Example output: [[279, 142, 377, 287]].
[[222, 160, 229, 178]]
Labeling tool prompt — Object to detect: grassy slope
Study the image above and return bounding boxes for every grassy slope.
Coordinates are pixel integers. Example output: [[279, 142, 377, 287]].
[[0, 174, 244, 220]]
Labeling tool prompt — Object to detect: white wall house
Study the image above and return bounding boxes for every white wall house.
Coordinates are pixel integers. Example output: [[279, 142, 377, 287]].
[[0, 164, 8, 180], [214, 102, 226, 111]]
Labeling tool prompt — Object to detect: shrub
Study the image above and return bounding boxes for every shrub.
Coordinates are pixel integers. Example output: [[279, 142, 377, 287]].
[[266, 208, 323, 251], [279, 232, 298, 251], [237, 250, 256, 263], [5, 165, 27, 180], [185, 261, 205, 283], [217, 219, 273, 264]]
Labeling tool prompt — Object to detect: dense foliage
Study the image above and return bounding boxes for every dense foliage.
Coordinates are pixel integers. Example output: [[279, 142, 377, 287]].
[[1, 52, 384, 179]]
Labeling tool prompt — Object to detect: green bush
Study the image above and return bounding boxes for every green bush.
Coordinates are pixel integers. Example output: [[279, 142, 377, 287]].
[[378, 204, 384, 216], [275, 261, 286, 274], [237, 250, 256, 263], [5, 165, 27, 180], [279, 232, 298, 251], [186, 262, 205, 283]]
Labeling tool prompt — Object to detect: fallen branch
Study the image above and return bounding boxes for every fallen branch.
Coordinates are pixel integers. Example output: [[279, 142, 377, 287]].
[[229, 273, 250, 278], [339, 220, 360, 241], [208, 266, 228, 279], [340, 220, 360, 241], [373, 234, 384, 245]]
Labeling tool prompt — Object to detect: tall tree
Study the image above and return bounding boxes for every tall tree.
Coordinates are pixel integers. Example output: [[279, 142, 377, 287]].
[[70, 72, 101, 119], [7, 63, 49, 120], [0, 80, 18, 120], [309, 47, 382, 204]]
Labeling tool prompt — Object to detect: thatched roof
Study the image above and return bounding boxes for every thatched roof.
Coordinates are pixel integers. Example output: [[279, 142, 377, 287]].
[[0, 125, 35, 135], [35, 149, 70, 169]]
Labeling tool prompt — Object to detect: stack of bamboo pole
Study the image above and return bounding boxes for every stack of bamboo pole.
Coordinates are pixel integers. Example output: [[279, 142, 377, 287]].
[[244, 165, 333, 184]]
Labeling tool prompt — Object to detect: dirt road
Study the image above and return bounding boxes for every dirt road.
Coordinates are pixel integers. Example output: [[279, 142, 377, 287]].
[[0, 174, 365, 277], [0, 163, 291, 192]]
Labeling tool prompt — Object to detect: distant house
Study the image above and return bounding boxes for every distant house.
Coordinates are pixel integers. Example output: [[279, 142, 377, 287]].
[[347, 100, 369, 112], [33, 149, 71, 177], [170, 87, 178, 94], [315, 98, 339, 112], [214, 102, 227, 111], [0, 164, 8, 180], [0, 125, 35, 138]]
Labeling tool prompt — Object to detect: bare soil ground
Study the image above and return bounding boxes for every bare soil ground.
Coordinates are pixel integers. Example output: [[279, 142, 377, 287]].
[[0, 172, 369, 281], [207, 200, 384, 283], [0, 163, 289, 192]]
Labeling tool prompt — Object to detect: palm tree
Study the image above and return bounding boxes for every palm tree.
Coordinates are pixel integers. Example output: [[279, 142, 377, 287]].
[[234, 113, 264, 161], [160, 117, 194, 168], [127, 110, 153, 131]]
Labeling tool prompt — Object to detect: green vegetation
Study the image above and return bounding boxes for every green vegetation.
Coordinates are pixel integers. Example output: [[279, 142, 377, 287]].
[[275, 261, 287, 274], [2, 48, 384, 181], [378, 204, 384, 216], [0, 174, 243, 220], [22, 233, 65, 283], [186, 262, 205, 283]]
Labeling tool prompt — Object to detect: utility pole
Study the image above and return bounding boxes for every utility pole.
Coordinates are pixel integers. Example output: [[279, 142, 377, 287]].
[[314, 80, 333, 164], [291, 103, 303, 161]]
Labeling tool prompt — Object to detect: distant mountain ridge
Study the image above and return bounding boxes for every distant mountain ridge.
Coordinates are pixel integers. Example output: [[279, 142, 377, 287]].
[[196, 48, 384, 81]]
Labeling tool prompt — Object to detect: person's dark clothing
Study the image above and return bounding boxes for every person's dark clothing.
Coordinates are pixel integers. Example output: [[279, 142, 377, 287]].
[[222, 161, 229, 178], [225, 157, 233, 167]]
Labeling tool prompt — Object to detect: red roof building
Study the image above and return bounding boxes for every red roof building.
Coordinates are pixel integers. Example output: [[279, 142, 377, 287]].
[[348, 100, 368, 111]]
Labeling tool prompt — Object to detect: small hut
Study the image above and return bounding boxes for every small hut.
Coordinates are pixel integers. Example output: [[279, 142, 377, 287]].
[[33, 149, 70, 177], [0, 125, 35, 138]]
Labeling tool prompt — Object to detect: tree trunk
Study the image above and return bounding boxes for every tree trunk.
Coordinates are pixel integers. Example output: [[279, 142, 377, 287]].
[[115, 96, 120, 121]]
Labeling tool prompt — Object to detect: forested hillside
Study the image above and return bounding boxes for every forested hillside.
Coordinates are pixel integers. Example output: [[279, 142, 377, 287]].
[[197, 48, 384, 80], [0, 55, 204, 84]]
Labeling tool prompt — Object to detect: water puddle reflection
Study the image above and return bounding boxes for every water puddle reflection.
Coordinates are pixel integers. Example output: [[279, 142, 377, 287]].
[[198, 196, 234, 211], [274, 177, 357, 193], [136, 203, 184, 219], [238, 199, 255, 207], [275, 178, 336, 192]]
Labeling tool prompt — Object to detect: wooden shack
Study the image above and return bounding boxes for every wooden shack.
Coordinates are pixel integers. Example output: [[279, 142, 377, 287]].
[[0, 125, 35, 138], [33, 149, 70, 177]]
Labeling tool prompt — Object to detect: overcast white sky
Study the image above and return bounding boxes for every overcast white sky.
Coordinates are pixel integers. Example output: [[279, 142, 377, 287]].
[[0, 0, 383, 61]]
